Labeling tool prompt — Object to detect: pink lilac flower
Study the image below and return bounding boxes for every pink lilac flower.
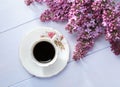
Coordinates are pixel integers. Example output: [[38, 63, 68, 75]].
[[25, 0, 72, 22], [25, 0, 120, 60], [35, 0, 45, 3], [25, 0, 34, 5], [102, 1, 120, 55], [40, 0, 72, 22], [73, 40, 94, 61], [66, 0, 104, 60]]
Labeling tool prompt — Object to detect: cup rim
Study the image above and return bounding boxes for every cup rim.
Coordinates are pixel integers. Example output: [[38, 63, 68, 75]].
[[31, 38, 58, 67]]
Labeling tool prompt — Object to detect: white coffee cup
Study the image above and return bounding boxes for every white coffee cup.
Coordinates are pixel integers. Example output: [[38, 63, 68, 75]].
[[31, 36, 58, 67]]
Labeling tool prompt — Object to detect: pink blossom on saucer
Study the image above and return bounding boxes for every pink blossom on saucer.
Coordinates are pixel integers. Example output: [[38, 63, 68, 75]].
[[48, 32, 56, 38]]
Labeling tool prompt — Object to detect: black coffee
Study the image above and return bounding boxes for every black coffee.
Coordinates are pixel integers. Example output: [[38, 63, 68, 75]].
[[33, 41, 55, 63]]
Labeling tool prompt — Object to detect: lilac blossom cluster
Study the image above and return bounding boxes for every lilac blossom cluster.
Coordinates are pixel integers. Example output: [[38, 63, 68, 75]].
[[25, 0, 72, 22], [102, 1, 120, 55], [40, 0, 72, 22], [66, 0, 104, 60], [25, 0, 120, 60]]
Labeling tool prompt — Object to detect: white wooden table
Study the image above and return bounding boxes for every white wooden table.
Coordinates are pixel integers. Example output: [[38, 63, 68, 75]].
[[0, 0, 120, 87]]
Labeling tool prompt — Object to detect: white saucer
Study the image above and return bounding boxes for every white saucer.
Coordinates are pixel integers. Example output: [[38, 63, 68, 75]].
[[19, 27, 69, 78]]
